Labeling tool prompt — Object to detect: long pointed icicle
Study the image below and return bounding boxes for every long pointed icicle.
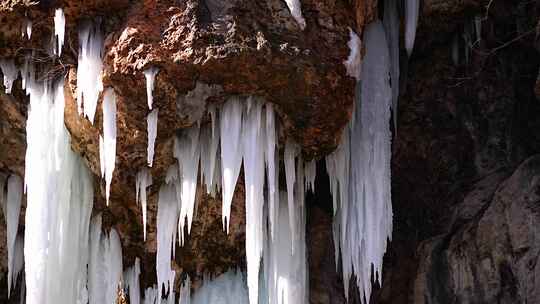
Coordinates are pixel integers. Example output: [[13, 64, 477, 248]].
[[242, 99, 266, 304], [144, 67, 159, 110], [174, 127, 200, 245], [405, 0, 420, 56], [383, 0, 400, 132], [0, 59, 18, 94], [77, 21, 104, 123], [219, 98, 243, 232], [53, 8, 65, 56], [147, 109, 159, 167], [284, 138, 298, 252], [1, 175, 23, 297], [136, 168, 152, 241], [265, 104, 279, 240], [102, 88, 117, 205], [156, 182, 179, 298]]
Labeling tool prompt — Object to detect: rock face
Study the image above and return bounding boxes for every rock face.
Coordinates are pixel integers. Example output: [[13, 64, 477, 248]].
[[0, 0, 540, 304]]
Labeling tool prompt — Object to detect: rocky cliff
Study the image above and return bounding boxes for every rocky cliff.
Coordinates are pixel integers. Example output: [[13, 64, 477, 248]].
[[0, 0, 539, 303]]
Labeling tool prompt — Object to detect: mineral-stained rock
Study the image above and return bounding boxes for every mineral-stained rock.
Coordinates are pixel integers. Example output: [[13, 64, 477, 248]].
[[413, 155, 540, 303], [1, 0, 540, 303]]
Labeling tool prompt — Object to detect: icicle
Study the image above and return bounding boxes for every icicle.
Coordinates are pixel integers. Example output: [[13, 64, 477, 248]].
[[54, 8, 65, 56], [327, 20, 393, 302], [0, 59, 18, 94], [284, 138, 299, 252], [178, 275, 191, 304], [199, 120, 220, 195], [343, 29, 362, 80], [147, 109, 159, 167], [105, 229, 123, 304], [304, 160, 316, 192], [102, 88, 117, 204], [89, 215, 123, 304], [264, 104, 279, 240], [264, 191, 308, 304], [219, 98, 243, 232], [77, 20, 104, 123], [156, 183, 179, 298], [1, 175, 23, 298], [21, 18, 32, 39], [242, 99, 266, 304], [144, 286, 158, 304], [26, 18, 32, 39], [24, 78, 94, 304], [124, 258, 141, 304], [12, 235, 24, 298], [136, 168, 152, 241], [284, 0, 306, 29], [174, 127, 200, 245], [191, 270, 249, 304], [144, 67, 159, 110], [405, 0, 420, 56], [383, 0, 400, 132], [20, 53, 35, 93], [474, 15, 482, 42]]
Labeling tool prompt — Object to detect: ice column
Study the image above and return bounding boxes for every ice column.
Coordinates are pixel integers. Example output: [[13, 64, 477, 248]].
[[24, 78, 94, 304]]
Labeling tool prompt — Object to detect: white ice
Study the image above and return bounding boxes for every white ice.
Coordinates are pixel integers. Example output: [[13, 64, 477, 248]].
[[264, 104, 279, 240], [147, 109, 159, 167], [405, 0, 419, 56], [54, 8, 65, 56], [284, 138, 298, 252], [102, 88, 117, 204], [124, 258, 141, 304], [174, 127, 200, 245], [89, 214, 123, 304], [77, 21, 104, 123], [24, 77, 94, 304], [191, 270, 249, 304], [327, 20, 393, 303], [144, 67, 159, 110], [0, 59, 18, 94], [1, 175, 23, 297], [304, 160, 316, 193], [383, 0, 400, 131], [156, 183, 179, 298], [136, 168, 152, 241], [343, 29, 362, 80], [219, 98, 243, 232], [242, 98, 266, 304], [264, 191, 308, 304], [285, 0, 306, 29]]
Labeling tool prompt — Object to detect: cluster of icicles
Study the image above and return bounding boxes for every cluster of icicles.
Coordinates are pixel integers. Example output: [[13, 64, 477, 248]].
[[0, 1, 423, 303]]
